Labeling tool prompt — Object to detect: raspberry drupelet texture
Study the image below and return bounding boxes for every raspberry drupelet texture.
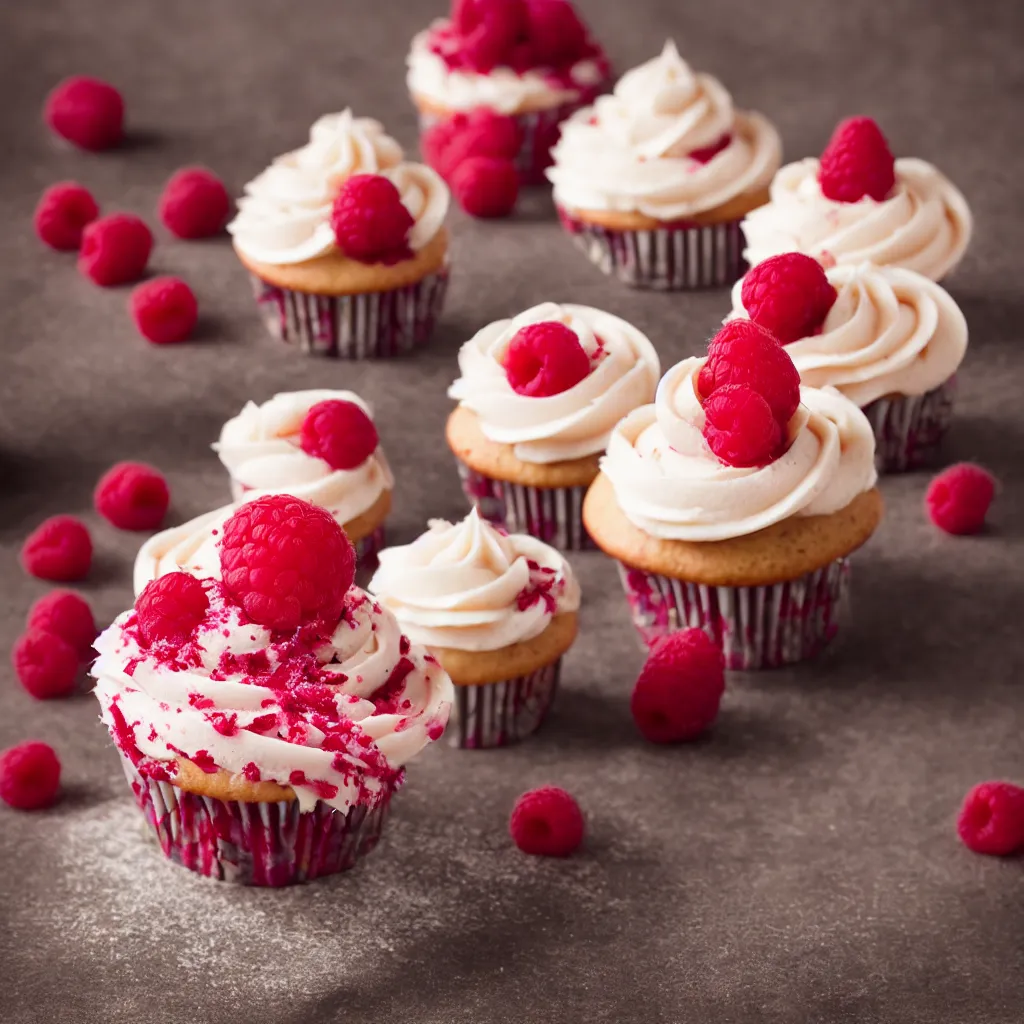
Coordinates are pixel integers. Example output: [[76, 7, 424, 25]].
[[34, 182, 100, 251], [299, 400, 380, 471], [21, 516, 93, 582], [509, 786, 585, 856], [44, 76, 124, 151], [957, 781, 1024, 856], [12, 629, 80, 700], [136, 572, 210, 647], [702, 384, 783, 469], [451, 156, 519, 218], [27, 591, 96, 660], [129, 276, 198, 344], [818, 116, 896, 204], [330, 175, 414, 263], [504, 320, 590, 396], [78, 213, 153, 286], [926, 464, 997, 536], [158, 167, 231, 239], [453, 0, 530, 74], [631, 629, 725, 744], [219, 495, 356, 633], [427, 110, 523, 181], [740, 253, 838, 345], [0, 742, 61, 810], [94, 462, 170, 530]]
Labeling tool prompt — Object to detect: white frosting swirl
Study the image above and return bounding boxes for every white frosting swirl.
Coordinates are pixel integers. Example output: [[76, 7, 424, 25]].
[[728, 262, 967, 407], [369, 510, 580, 652], [547, 42, 782, 219], [92, 582, 453, 813], [448, 302, 660, 464], [741, 157, 972, 280], [601, 358, 878, 541], [133, 505, 230, 596]]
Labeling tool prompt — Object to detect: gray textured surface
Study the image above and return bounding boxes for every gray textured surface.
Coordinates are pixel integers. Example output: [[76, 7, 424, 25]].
[[2, 1, 1023, 1021]]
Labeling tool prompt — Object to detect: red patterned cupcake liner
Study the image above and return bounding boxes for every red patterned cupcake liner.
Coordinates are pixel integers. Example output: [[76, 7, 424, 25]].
[[456, 460, 594, 550], [861, 378, 955, 474], [450, 660, 561, 748], [557, 206, 747, 290], [249, 264, 449, 359], [120, 756, 394, 886], [617, 560, 851, 670]]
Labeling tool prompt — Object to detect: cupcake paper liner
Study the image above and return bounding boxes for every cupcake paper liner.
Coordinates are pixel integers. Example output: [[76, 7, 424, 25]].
[[456, 461, 593, 550], [617, 559, 851, 670], [249, 264, 449, 359], [450, 660, 561, 748], [861, 379, 955, 474], [557, 206, 746, 290], [120, 756, 392, 887]]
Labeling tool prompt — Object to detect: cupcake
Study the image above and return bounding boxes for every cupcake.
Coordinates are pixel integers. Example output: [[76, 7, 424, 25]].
[[741, 116, 972, 281], [584, 321, 882, 669], [408, 0, 611, 185], [446, 301, 660, 548], [547, 41, 782, 290], [728, 253, 968, 472], [369, 509, 579, 747], [94, 496, 453, 885], [228, 109, 450, 358]]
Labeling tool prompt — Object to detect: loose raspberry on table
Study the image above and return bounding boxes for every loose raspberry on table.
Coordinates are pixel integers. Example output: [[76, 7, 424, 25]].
[[452, 156, 519, 218], [925, 464, 996, 536], [453, 0, 529, 73], [21, 516, 92, 582], [427, 110, 522, 181], [740, 253, 838, 345], [300, 399, 379, 471], [330, 174, 414, 263], [525, 0, 588, 66], [12, 629, 79, 700], [631, 629, 725, 744], [702, 384, 783, 468], [509, 786, 585, 856], [818, 116, 896, 204], [957, 781, 1024, 856], [698, 319, 802, 426], [219, 495, 356, 632], [78, 213, 153, 286], [158, 167, 231, 239], [94, 462, 170, 531], [136, 573, 210, 647], [27, 591, 96, 660], [34, 182, 100, 251], [44, 76, 124, 151], [504, 320, 590, 397], [129, 276, 198, 345], [0, 742, 61, 810]]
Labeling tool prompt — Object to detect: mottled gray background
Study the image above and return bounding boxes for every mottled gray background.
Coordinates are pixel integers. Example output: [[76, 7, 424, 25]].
[[1, 1, 1023, 1022]]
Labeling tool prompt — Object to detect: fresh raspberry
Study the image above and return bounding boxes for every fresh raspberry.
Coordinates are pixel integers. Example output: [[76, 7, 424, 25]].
[[504, 320, 590, 396], [452, 156, 519, 218], [818, 116, 896, 204], [78, 213, 153, 286], [26, 591, 96, 660], [426, 110, 522, 180], [34, 182, 100, 251], [631, 629, 725, 744], [330, 174, 414, 263], [740, 253, 838, 345], [136, 573, 210, 647], [926, 464, 996, 536], [453, 0, 529, 73], [698, 320, 801, 426], [299, 400, 379, 471], [219, 495, 356, 632], [509, 786, 584, 856], [20, 516, 92, 582], [0, 742, 61, 810], [525, 0, 588, 66], [94, 461, 170, 530], [129, 277, 198, 345], [11, 630, 79, 700], [158, 167, 231, 239], [43, 76, 124, 151], [957, 781, 1024, 856], [702, 384, 783, 468]]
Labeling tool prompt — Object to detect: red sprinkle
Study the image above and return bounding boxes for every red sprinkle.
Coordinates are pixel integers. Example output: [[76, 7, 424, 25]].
[[135, 573, 210, 648], [78, 213, 153, 287], [740, 253, 838, 345], [11, 629, 80, 700], [26, 590, 96, 660], [94, 461, 170, 530], [818, 116, 896, 204], [330, 174, 414, 263], [208, 712, 239, 737], [509, 786, 585, 856], [925, 464, 996, 535], [957, 781, 1024, 856], [451, 156, 519, 218], [299, 399, 379, 471], [242, 762, 262, 783], [504, 320, 590, 397], [34, 182, 99, 251], [158, 167, 231, 239], [44, 76, 124, 151], [129, 277, 198, 345], [20, 515, 92, 582], [0, 742, 61, 810], [702, 383, 783, 468]]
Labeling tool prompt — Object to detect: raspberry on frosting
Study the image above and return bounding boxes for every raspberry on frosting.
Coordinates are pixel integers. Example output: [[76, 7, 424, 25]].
[[452, 0, 530, 74], [525, 0, 588, 66], [0, 742, 61, 810], [330, 174, 414, 263], [451, 156, 519, 218], [957, 781, 1024, 856], [94, 462, 170, 531], [34, 182, 100, 251], [136, 572, 210, 647], [79, 213, 153, 287], [509, 785, 585, 856], [504, 320, 590, 396], [27, 591, 96, 660], [702, 384, 783, 468], [925, 464, 996, 535], [44, 76, 124, 151], [158, 167, 231, 239], [740, 253, 838, 345], [12, 629, 80, 700], [21, 516, 93, 581], [129, 277, 198, 345], [818, 116, 896, 204], [299, 399, 380, 471]]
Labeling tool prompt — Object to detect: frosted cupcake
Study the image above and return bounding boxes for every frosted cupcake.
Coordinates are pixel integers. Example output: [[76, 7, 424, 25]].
[[548, 41, 782, 290], [228, 109, 450, 358], [408, 0, 610, 184], [94, 496, 453, 886], [742, 116, 972, 281], [447, 301, 660, 548], [369, 509, 579, 747], [584, 321, 882, 669], [728, 253, 968, 472]]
